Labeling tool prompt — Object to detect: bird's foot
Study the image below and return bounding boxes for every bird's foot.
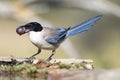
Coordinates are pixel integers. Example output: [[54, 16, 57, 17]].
[[46, 57, 52, 62], [25, 56, 36, 62]]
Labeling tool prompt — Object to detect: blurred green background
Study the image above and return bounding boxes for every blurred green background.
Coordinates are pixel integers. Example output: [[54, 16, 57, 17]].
[[0, 0, 120, 69]]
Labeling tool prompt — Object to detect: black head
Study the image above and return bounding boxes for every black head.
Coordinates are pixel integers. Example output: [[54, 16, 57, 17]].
[[16, 22, 43, 35]]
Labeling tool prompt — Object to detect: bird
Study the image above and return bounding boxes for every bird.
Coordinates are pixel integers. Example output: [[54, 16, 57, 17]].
[[16, 15, 102, 61]]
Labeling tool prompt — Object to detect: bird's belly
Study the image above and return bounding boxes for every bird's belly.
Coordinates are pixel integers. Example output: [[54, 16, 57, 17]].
[[31, 39, 56, 50], [29, 32, 57, 50], [35, 41, 58, 50]]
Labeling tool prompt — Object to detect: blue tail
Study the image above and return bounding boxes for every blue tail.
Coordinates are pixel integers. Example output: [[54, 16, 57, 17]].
[[65, 15, 102, 38]]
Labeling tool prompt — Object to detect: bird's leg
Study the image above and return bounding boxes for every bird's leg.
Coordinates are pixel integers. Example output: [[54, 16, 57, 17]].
[[46, 50, 56, 62], [28, 48, 41, 59]]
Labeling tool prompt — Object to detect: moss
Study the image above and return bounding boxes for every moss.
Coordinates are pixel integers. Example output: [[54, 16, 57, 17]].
[[13, 64, 24, 71], [26, 66, 37, 74], [59, 64, 71, 69], [58, 62, 87, 69], [37, 68, 48, 74], [0, 62, 48, 75]]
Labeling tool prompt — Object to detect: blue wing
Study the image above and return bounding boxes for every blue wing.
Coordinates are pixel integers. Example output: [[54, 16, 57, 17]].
[[44, 28, 67, 44]]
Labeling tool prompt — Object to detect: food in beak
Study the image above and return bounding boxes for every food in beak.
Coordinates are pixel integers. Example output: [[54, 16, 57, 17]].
[[16, 26, 26, 35]]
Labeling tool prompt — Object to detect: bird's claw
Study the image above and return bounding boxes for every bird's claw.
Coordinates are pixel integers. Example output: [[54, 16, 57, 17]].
[[25, 56, 36, 62], [46, 57, 52, 62]]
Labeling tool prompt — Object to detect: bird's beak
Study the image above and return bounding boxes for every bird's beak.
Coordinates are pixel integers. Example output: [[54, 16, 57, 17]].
[[16, 26, 29, 35]]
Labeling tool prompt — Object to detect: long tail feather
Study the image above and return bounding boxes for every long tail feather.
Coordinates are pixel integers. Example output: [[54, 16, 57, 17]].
[[65, 15, 102, 38]]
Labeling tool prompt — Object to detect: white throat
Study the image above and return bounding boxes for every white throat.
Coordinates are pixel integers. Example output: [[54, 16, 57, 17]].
[[29, 31, 42, 44]]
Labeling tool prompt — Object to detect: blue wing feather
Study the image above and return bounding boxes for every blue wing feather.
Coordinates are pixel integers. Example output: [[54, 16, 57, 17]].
[[44, 28, 67, 44]]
